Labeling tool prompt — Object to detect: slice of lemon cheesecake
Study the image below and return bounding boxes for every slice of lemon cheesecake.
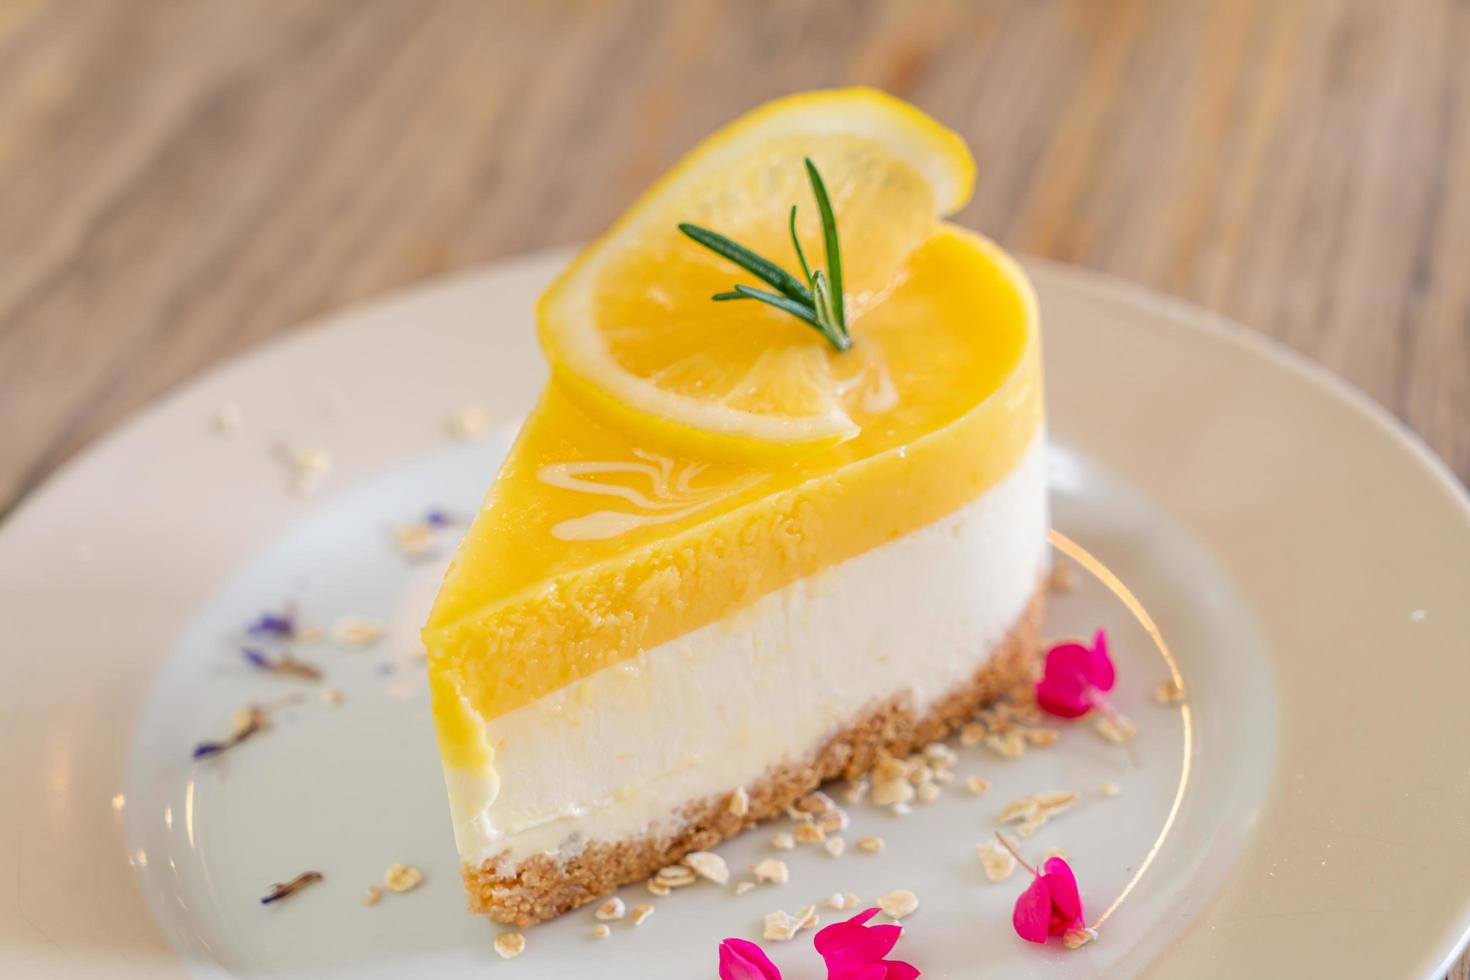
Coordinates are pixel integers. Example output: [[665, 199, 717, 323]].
[[424, 89, 1047, 926]]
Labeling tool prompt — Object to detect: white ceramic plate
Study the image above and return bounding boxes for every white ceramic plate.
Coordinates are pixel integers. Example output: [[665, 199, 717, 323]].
[[2, 252, 1468, 979]]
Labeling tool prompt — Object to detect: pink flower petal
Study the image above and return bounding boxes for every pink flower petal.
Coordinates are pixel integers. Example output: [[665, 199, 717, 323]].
[[719, 938, 783, 980], [816, 908, 902, 973], [1086, 629, 1115, 692], [1012, 875, 1052, 943], [1045, 642, 1104, 689], [830, 963, 918, 980], [1036, 632, 1117, 718], [1042, 858, 1085, 934], [817, 908, 919, 980], [1035, 645, 1094, 717], [1035, 671, 1093, 717], [832, 967, 886, 980]]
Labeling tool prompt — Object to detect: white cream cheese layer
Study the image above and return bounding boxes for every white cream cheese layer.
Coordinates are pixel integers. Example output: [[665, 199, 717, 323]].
[[445, 435, 1049, 869]]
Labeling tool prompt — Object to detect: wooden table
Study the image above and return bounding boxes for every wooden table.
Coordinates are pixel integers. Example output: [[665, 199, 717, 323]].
[[0, 0, 1466, 968], [2, 0, 1467, 517]]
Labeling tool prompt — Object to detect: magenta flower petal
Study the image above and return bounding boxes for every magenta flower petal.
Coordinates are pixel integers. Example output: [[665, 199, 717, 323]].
[[1012, 875, 1052, 943], [1042, 858, 1085, 934], [837, 907, 882, 928], [834, 930, 905, 971], [1035, 643, 1094, 717], [1045, 642, 1104, 688], [829, 961, 916, 980], [816, 908, 919, 979], [719, 938, 783, 980], [1035, 630, 1117, 718], [816, 919, 900, 968], [1085, 629, 1115, 692], [1035, 674, 1092, 717]]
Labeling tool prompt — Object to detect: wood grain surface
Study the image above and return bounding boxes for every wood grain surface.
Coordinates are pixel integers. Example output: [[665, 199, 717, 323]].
[[2, 0, 1467, 518], [0, 0, 1468, 972]]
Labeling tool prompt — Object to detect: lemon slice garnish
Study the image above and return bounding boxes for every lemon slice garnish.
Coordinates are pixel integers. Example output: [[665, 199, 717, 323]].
[[538, 88, 975, 459]]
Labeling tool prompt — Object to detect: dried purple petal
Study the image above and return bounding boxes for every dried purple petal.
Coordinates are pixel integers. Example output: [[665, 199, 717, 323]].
[[192, 705, 267, 760], [261, 871, 324, 904], [241, 647, 321, 681], [192, 740, 229, 760], [247, 610, 296, 639]]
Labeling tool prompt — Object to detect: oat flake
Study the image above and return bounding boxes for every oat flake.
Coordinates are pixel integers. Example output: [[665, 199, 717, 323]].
[[753, 858, 789, 884], [683, 851, 729, 885], [494, 933, 525, 959], [763, 910, 797, 941], [728, 787, 750, 817], [977, 839, 1017, 882], [878, 889, 919, 920], [383, 863, 423, 893]]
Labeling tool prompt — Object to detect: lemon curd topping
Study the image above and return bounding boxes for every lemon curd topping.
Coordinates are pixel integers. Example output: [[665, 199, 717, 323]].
[[425, 226, 1041, 769]]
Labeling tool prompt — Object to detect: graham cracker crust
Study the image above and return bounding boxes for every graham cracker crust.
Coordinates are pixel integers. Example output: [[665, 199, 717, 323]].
[[463, 588, 1044, 927]]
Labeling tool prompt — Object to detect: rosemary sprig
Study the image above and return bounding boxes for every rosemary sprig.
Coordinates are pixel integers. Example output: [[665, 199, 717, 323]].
[[678, 157, 852, 352]]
